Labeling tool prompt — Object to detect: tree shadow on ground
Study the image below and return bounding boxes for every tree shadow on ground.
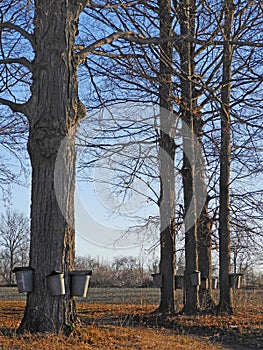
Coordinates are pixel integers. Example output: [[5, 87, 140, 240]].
[[80, 311, 263, 350], [128, 313, 263, 350], [0, 328, 17, 336]]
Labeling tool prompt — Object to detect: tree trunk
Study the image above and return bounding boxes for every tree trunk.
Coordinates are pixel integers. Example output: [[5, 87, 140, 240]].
[[158, 129, 176, 313], [194, 100, 216, 310], [197, 201, 217, 310], [9, 249, 14, 285], [217, 0, 234, 315], [18, 0, 86, 334], [158, 0, 176, 314], [179, 0, 199, 314]]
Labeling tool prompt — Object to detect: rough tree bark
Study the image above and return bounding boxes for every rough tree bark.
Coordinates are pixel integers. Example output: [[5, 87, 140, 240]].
[[179, 0, 199, 314], [194, 93, 216, 310], [197, 200, 217, 309], [17, 0, 87, 334], [217, 0, 234, 315], [158, 0, 176, 314]]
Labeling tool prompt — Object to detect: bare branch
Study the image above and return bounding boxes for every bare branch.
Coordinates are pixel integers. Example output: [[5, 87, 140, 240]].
[[128, 34, 263, 48], [0, 22, 35, 49], [87, 0, 141, 9], [0, 97, 29, 116], [77, 31, 144, 60], [0, 57, 33, 71], [77, 31, 263, 62]]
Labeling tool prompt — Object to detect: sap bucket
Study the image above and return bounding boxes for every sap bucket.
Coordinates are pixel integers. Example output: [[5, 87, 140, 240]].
[[151, 273, 163, 288], [201, 277, 209, 290], [190, 270, 201, 287], [70, 270, 92, 297], [229, 273, 242, 289], [212, 277, 218, 289], [175, 275, 185, 290], [47, 271, 65, 296], [13, 267, 34, 293]]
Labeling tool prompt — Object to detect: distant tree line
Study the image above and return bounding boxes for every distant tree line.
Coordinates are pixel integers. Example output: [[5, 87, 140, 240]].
[[75, 255, 263, 289], [0, 209, 262, 288], [75, 255, 154, 288]]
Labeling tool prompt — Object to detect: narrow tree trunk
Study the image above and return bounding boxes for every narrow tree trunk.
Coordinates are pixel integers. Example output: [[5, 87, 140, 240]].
[[217, 0, 234, 315], [9, 249, 14, 285], [158, 129, 176, 313], [194, 105, 216, 310], [182, 132, 199, 314], [158, 0, 176, 314], [197, 201, 217, 310], [179, 0, 199, 314], [18, 0, 86, 334]]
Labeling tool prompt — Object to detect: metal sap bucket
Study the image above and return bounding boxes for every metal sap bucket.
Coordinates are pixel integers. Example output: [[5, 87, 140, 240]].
[[229, 273, 242, 289], [151, 273, 163, 288], [212, 277, 218, 289], [190, 270, 201, 287], [13, 267, 34, 293], [47, 271, 65, 296], [201, 277, 209, 290], [70, 270, 92, 297], [175, 275, 185, 290]]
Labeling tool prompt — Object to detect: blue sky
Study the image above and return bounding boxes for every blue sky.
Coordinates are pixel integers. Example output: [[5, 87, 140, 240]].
[[0, 173, 154, 262]]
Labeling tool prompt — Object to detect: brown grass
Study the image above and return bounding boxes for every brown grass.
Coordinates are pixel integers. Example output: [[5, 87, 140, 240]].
[[0, 289, 262, 349], [0, 301, 223, 350]]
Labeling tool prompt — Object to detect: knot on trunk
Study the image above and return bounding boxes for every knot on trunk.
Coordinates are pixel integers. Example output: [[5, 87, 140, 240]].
[[28, 128, 65, 159]]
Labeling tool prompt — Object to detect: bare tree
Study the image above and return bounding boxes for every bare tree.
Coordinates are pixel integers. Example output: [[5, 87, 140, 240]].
[[0, 0, 142, 334], [0, 210, 29, 284], [76, 0, 263, 315], [1, 0, 80, 332], [217, 0, 234, 315], [157, 0, 176, 314], [0, 1, 262, 335], [177, 0, 200, 314]]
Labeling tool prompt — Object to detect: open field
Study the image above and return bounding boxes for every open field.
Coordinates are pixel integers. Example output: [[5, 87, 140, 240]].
[[0, 286, 163, 304], [0, 287, 262, 349]]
